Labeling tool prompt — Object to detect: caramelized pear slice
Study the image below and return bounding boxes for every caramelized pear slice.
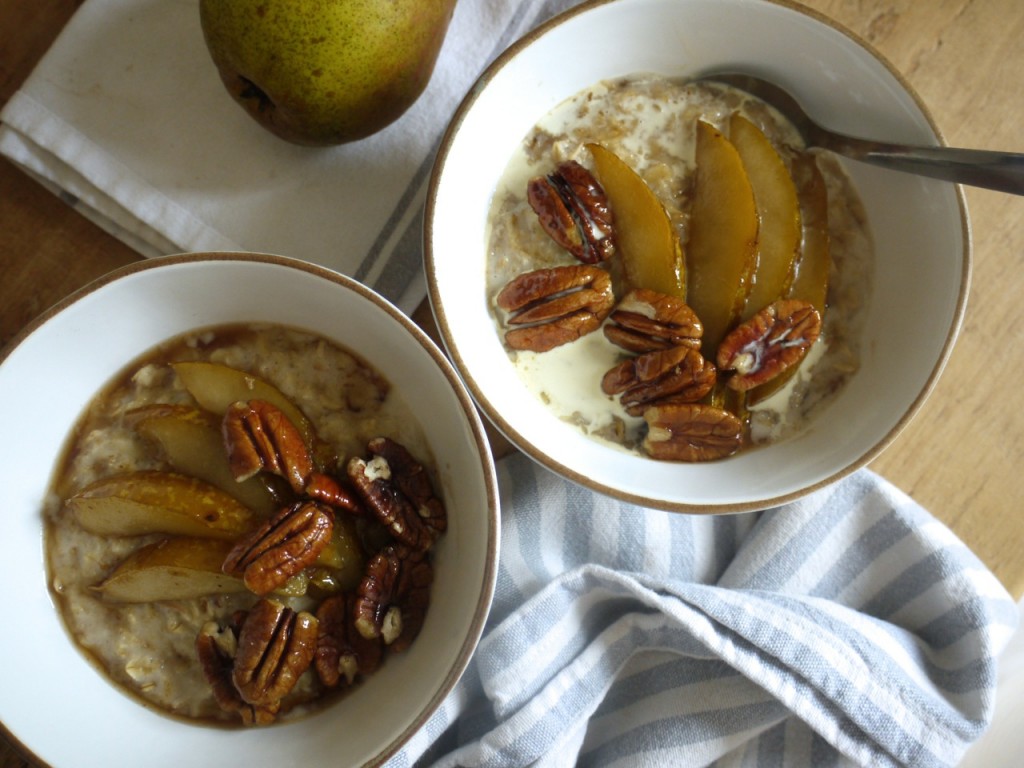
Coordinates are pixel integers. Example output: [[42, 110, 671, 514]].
[[68, 470, 260, 540], [787, 153, 831, 314], [730, 114, 802, 319], [586, 142, 686, 298], [94, 538, 246, 602], [314, 514, 365, 591], [130, 404, 278, 515], [686, 121, 759, 356], [747, 153, 831, 405], [171, 361, 317, 449]]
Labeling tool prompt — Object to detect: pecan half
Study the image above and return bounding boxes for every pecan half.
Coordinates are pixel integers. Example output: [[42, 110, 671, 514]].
[[528, 160, 615, 264], [315, 593, 382, 688], [232, 599, 319, 710], [223, 399, 314, 494], [223, 500, 334, 595], [347, 437, 446, 551], [642, 403, 744, 462], [196, 618, 278, 726], [222, 399, 361, 513], [602, 347, 716, 416], [603, 289, 703, 353], [353, 544, 433, 652], [717, 299, 822, 391], [496, 264, 614, 352]]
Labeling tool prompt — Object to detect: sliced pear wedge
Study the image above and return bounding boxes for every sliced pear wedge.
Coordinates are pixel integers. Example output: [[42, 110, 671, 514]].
[[171, 361, 317, 448], [315, 514, 365, 591], [730, 114, 802, 320], [587, 143, 686, 298], [747, 153, 831, 406], [686, 120, 760, 356], [93, 537, 246, 602], [129, 404, 278, 515], [786, 153, 831, 315], [68, 470, 260, 540]]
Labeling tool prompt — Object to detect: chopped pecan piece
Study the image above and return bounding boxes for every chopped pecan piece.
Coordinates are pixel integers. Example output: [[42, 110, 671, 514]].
[[222, 500, 334, 595], [315, 593, 382, 688], [232, 599, 319, 711], [353, 544, 433, 652], [717, 299, 822, 391], [346, 437, 446, 551], [528, 160, 615, 264], [304, 471, 363, 514], [496, 264, 614, 353], [642, 403, 744, 462], [603, 289, 703, 353], [602, 347, 716, 416]]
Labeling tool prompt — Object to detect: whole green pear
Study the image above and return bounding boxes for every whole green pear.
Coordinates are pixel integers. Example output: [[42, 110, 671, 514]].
[[199, 0, 458, 146]]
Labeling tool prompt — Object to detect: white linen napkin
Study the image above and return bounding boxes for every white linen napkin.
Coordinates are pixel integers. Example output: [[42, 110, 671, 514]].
[[1, 2, 1018, 767], [0, 0, 559, 314]]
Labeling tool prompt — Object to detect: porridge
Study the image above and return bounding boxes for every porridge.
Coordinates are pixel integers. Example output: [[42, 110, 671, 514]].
[[45, 323, 445, 725], [486, 75, 873, 460]]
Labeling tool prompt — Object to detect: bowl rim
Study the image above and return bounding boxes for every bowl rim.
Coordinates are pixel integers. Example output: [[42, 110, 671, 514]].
[[423, 0, 972, 514], [0, 251, 501, 767]]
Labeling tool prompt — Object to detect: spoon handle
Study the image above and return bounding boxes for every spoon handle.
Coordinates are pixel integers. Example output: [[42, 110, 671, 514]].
[[812, 128, 1024, 195]]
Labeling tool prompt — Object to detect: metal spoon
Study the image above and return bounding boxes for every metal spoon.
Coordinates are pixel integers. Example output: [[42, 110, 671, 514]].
[[699, 73, 1024, 195]]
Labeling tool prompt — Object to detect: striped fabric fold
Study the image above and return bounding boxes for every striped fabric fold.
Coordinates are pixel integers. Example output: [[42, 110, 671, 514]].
[[391, 456, 1017, 767]]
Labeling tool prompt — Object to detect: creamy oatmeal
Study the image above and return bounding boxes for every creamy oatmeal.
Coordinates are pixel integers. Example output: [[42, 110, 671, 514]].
[[45, 324, 443, 725], [486, 74, 873, 457]]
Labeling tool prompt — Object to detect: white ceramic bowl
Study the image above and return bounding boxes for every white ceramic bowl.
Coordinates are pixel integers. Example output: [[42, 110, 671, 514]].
[[425, 0, 969, 513], [0, 253, 499, 767]]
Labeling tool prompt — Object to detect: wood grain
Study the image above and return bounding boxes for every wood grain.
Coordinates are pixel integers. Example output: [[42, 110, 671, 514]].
[[1, 1, 1022, 765], [810, 0, 1024, 599]]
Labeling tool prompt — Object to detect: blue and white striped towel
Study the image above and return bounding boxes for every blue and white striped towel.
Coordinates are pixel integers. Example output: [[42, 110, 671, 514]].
[[390, 455, 1018, 767]]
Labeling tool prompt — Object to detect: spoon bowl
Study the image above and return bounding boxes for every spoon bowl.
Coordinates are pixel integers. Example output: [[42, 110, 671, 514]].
[[701, 72, 1024, 194]]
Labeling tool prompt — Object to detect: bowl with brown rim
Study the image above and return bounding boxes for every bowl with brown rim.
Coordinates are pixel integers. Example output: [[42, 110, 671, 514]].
[[0, 252, 498, 766], [425, 0, 969, 512]]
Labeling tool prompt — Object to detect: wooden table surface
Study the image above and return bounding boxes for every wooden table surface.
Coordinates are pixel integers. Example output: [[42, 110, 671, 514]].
[[2, 1, 1023, 765]]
